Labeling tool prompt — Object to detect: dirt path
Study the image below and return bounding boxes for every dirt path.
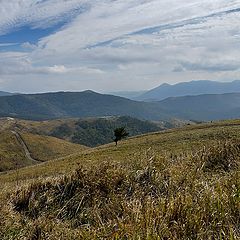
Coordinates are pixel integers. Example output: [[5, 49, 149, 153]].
[[11, 131, 42, 164]]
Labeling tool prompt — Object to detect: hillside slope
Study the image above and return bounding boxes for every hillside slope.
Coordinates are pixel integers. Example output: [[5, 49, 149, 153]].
[[16, 116, 170, 147], [0, 130, 87, 172], [21, 132, 88, 162], [1, 117, 194, 147], [0, 131, 29, 172], [0, 120, 239, 239], [1, 119, 240, 181]]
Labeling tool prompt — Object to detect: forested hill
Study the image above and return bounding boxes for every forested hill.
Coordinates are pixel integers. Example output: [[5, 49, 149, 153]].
[[0, 90, 240, 121], [46, 116, 164, 147], [0, 91, 168, 120]]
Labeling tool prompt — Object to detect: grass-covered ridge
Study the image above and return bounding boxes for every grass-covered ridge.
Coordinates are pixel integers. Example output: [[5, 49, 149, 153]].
[[20, 132, 88, 162], [17, 116, 164, 146], [0, 118, 88, 172], [0, 120, 240, 239], [13, 116, 185, 147], [0, 131, 28, 172], [0, 131, 87, 172]]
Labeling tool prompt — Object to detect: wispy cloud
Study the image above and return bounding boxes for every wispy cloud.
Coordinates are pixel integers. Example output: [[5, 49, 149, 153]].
[[179, 61, 240, 72], [0, 0, 90, 35], [0, 0, 240, 92], [0, 52, 104, 75], [0, 43, 18, 47]]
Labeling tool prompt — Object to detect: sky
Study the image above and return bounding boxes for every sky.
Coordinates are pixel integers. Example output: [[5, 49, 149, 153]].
[[0, 0, 240, 93]]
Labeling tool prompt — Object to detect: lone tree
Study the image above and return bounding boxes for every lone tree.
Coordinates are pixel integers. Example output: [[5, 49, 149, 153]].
[[114, 127, 129, 146]]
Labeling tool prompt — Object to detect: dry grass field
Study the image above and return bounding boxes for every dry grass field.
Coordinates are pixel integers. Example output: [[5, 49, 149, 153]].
[[0, 131, 29, 172], [0, 118, 88, 172], [0, 120, 239, 239], [20, 132, 88, 162]]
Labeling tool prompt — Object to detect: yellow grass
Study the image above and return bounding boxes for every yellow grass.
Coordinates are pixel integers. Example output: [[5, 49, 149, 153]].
[[0, 118, 88, 172], [0, 119, 239, 239], [0, 131, 29, 171], [21, 132, 88, 162]]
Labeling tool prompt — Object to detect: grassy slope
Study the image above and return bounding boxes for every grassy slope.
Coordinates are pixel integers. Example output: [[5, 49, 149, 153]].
[[1, 119, 240, 184], [0, 129, 88, 172], [0, 131, 31, 172], [21, 132, 88, 162], [16, 118, 77, 134], [0, 120, 239, 239]]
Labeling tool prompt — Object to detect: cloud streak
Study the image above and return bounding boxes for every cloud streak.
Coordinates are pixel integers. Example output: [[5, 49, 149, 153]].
[[0, 0, 240, 92], [0, 0, 90, 35]]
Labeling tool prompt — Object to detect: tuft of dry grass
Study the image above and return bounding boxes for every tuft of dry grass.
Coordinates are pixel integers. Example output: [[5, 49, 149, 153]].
[[201, 140, 240, 172]]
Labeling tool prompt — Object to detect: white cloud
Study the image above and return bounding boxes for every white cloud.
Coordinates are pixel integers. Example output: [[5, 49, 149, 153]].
[[0, 54, 103, 75], [0, 0, 240, 92], [38, 0, 240, 52], [21, 42, 37, 50], [0, 0, 90, 35], [0, 43, 18, 47]]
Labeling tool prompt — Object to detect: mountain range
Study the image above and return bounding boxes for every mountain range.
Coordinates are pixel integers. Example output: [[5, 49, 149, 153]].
[[0, 91, 168, 120], [0, 89, 240, 121], [136, 80, 240, 101], [157, 93, 240, 121]]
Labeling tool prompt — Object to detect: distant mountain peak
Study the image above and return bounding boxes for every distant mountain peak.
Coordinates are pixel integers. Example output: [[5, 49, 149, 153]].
[[137, 80, 240, 101], [83, 90, 96, 94], [159, 83, 171, 88]]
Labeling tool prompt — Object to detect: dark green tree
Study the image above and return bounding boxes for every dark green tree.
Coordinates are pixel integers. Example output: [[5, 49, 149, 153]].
[[114, 127, 129, 146]]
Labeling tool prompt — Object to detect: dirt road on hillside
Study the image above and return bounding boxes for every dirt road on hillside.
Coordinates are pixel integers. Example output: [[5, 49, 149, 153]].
[[11, 131, 42, 164]]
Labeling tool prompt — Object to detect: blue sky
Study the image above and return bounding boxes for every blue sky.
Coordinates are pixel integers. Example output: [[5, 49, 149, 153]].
[[0, 0, 240, 93], [0, 26, 57, 53]]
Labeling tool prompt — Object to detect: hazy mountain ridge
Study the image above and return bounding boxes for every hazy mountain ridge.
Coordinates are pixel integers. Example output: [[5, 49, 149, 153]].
[[137, 80, 240, 101], [158, 93, 240, 121], [0, 91, 169, 120], [108, 90, 147, 99], [0, 90, 240, 121], [0, 91, 14, 97]]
